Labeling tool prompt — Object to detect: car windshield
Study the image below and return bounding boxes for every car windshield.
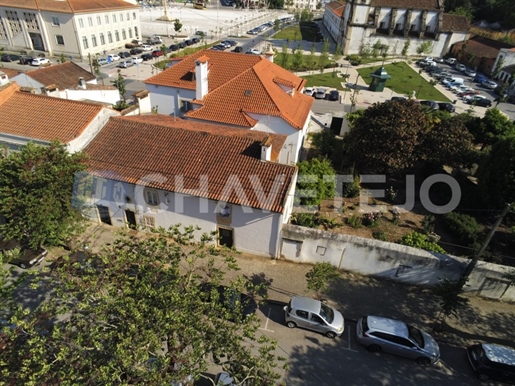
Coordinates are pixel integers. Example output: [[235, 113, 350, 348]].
[[407, 325, 424, 348], [319, 303, 334, 323]]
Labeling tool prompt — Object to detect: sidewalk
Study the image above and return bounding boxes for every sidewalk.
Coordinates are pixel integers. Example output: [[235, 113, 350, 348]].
[[77, 223, 515, 349]]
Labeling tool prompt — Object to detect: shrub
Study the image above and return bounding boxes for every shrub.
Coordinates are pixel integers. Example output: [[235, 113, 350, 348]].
[[422, 214, 436, 234], [341, 175, 360, 198], [362, 212, 380, 227], [290, 213, 318, 228], [398, 231, 446, 253], [306, 262, 340, 299], [372, 231, 387, 241], [443, 212, 482, 244], [347, 215, 362, 228]]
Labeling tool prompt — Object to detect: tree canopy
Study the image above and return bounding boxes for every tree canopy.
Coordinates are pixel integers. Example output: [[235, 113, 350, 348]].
[[467, 108, 515, 150], [0, 227, 285, 385], [0, 141, 87, 248], [295, 158, 336, 207], [477, 136, 515, 208], [343, 101, 475, 174]]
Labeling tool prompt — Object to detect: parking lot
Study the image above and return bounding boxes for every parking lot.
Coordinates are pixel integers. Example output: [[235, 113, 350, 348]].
[[254, 302, 499, 386]]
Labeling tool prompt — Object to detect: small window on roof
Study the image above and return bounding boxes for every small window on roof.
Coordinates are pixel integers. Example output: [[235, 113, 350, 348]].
[[244, 90, 252, 96]]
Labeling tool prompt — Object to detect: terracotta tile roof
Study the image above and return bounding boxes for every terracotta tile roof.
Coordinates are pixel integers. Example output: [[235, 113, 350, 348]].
[[145, 50, 313, 130], [370, 0, 440, 10], [0, 68, 20, 79], [123, 114, 287, 162], [441, 14, 469, 32], [84, 116, 297, 213], [0, 0, 138, 13], [326, 1, 345, 17], [457, 35, 515, 59], [25, 62, 96, 90], [0, 84, 105, 143]]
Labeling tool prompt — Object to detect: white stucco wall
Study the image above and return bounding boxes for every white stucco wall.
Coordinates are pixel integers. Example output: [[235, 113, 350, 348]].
[[10, 74, 45, 91], [146, 84, 196, 116], [62, 88, 120, 104], [85, 178, 285, 257], [67, 108, 119, 153]]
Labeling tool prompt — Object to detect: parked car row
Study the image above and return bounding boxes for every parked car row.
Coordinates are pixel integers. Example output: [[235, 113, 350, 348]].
[[283, 296, 515, 382], [1, 53, 51, 66], [247, 21, 274, 35], [210, 40, 238, 51], [303, 87, 340, 101]]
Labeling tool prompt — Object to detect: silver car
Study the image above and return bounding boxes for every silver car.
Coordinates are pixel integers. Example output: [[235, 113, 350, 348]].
[[284, 296, 344, 339], [356, 315, 440, 365]]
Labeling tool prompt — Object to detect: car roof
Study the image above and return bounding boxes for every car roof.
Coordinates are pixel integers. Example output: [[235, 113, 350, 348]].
[[365, 315, 408, 337], [482, 344, 515, 366], [290, 296, 321, 313]]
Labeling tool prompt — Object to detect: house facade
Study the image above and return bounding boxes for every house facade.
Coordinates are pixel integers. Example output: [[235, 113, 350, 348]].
[[340, 0, 469, 57], [0, 0, 140, 58], [10, 61, 120, 104], [144, 50, 314, 165], [0, 81, 118, 152], [81, 116, 298, 258], [323, 1, 346, 45]]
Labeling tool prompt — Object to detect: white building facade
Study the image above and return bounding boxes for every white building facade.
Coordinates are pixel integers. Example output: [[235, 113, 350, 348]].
[[0, 0, 140, 58], [340, 0, 469, 57]]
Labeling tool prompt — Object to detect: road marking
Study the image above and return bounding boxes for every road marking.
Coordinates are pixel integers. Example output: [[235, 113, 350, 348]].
[[341, 328, 358, 352], [259, 307, 274, 333]]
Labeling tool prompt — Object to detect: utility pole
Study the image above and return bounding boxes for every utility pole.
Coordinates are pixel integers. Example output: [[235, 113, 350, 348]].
[[88, 53, 94, 75], [458, 203, 511, 289]]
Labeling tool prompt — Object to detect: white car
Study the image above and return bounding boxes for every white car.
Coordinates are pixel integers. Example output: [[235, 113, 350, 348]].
[[141, 44, 153, 51], [246, 48, 262, 55], [465, 68, 476, 77], [456, 64, 467, 72], [107, 54, 120, 62], [303, 87, 314, 96], [31, 57, 51, 66], [132, 56, 143, 64], [481, 80, 498, 90]]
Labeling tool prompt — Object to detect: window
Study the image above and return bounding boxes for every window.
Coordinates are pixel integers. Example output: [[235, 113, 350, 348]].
[[115, 30, 120, 41], [122, 29, 126, 39], [107, 31, 113, 43], [52, 16, 60, 26], [120, 13, 124, 21], [91, 34, 97, 47], [126, 13, 129, 20], [88, 17, 93, 27], [113, 14, 117, 22], [78, 18, 84, 28], [105, 15, 109, 24], [134, 26, 139, 38], [145, 190, 159, 205], [295, 310, 308, 319], [99, 32, 105, 45], [143, 215, 156, 228], [316, 246, 326, 256], [311, 314, 324, 324], [97, 16, 101, 25], [133, 12, 136, 20], [82, 36, 88, 49], [56, 35, 64, 45], [128, 28, 132, 38], [395, 23, 402, 30]]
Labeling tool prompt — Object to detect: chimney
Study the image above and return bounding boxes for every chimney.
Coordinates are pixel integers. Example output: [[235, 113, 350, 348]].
[[265, 44, 275, 63], [0, 72, 8, 86], [195, 55, 209, 100], [260, 136, 273, 162], [78, 77, 86, 89]]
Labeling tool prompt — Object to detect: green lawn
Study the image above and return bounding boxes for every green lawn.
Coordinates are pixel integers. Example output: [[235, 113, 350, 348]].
[[357, 62, 451, 102], [301, 72, 350, 90], [272, 23, 322, 42]]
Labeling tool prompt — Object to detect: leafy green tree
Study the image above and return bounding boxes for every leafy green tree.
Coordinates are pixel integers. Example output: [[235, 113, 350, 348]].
[[311, 130, 336, 158], [274, 19, 280, 32], [111, 69, 129, 110], [333, 44, 342, 62], [449, 6, 474, 21], [292, 43, 303, 72], [319, 39, 330, 73], [280, 43, 289, 69], [432, 277, 469, 332], [477, 136, 515, 208], [343, 100, 428, 173], [372, 40, 382, 58], [174, 19, 183, 34], [416, 41, 433, 56], [295, 158, 336, 206], [467, 108, 515, 149], [397, 231, 446, 253], [1, 228, 286, 385], [308, 42, 317, 70], [305, 262, 340, 300], [419, 115, 475, 167], [60, 53, 67, 63], [401, 37, 410, 57], [0, 142, 87, 248]]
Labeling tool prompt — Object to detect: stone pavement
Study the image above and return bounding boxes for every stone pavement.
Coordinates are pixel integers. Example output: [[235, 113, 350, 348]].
[[68, 223, 515, 350]]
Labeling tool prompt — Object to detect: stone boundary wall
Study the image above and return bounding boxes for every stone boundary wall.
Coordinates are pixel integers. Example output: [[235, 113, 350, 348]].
[[281, 224, 515, 301]]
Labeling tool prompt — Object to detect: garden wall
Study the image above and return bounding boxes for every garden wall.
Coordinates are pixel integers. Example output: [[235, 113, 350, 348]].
[[281, 224, 515, 301]]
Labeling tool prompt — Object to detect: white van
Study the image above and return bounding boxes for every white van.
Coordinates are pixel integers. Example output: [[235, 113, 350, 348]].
[[443, 77, 464, 86]]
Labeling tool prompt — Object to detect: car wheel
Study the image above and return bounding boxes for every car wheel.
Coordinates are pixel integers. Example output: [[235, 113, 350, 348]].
[[286, 321, 296, 329], [367, 344, 381, 353], [326, 331, 336, 339], [19, 263, 27, 269], [416, 357, 431, 365], [477, 373, 489, 381]]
